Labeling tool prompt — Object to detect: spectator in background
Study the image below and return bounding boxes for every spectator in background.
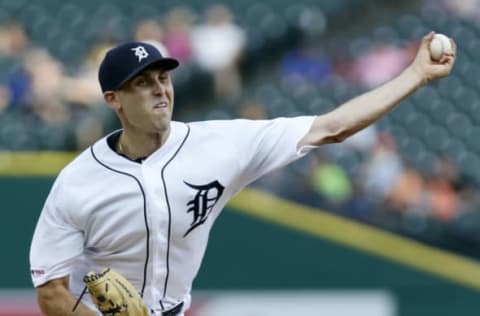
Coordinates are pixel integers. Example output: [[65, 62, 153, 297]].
[[0, 48, 75, 149], [133, 18, 179, 72], [342, 125, 378, 158], [425, 156, 460, 222], [237, 98, 268, 120], [164, 6, 195, 64], [426, 172, 459, 222], [0, 22, 30, 58], [310, 153, 352, 211], [5, 61, 29, 112], [387, 164, 426, 215], [133, 19, 170, 57], [0, 87, 9, 113], [442, 0, 480, 20], [134, 19, 165, 45], [361, 132, 403, 206], [350, 41, 416, 89], [11, 48, 70, 124], [191, 4, 246, 98], [63, 41, 114, 109], [133, 20, 167, 55], [0, 22, 31, 113], [63, 41, 116, 149], [281, 47, 333, 84]]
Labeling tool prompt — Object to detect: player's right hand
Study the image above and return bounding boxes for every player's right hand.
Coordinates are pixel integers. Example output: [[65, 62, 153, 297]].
[[409, 32, 456, 84]]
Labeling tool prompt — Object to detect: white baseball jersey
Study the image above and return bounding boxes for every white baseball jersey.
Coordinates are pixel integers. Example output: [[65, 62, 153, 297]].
[[30, 116, 316, 315]]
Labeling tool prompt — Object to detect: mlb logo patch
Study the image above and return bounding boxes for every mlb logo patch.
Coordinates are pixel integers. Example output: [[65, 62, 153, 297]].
[[31, 269, 45, 277]]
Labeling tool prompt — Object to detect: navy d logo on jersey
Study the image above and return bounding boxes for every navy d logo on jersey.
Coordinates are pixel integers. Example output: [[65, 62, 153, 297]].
[[183, 180, 225, 237]]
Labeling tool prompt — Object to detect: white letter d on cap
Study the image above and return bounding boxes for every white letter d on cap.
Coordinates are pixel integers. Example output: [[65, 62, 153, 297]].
[[131, 46, 149, 62]]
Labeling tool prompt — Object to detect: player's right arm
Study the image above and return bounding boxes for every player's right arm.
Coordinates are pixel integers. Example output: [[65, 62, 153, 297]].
[[30, 173, 96, 315], [36, 276, 97, 316], [299, 32, 456, 148]]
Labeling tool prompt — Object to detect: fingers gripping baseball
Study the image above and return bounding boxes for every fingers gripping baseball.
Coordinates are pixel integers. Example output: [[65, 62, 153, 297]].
[[83, 268, 149, 316], [410, 32, 457, 83]]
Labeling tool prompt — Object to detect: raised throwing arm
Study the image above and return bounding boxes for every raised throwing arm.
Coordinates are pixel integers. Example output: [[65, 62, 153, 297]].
[[299, 32, 456, 147]]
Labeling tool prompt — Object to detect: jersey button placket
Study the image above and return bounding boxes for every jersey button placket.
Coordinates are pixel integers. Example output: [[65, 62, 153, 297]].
[[141, 163, 169, 305]]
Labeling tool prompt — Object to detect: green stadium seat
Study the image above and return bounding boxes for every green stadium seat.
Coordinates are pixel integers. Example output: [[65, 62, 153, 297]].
[[464, 127, 480, 155], [398, 137, 427, 166], [457, 151, 480, 178], [388, 125, 408, 143], [307, 97, 335, 114], [440, 138, 466, 163], [424, 99, 456, 125], [452, 86, 478, 115], [446, 113, 472, 141], [466, 101, 480, 124], [403, 112, 432, 138], [423, 125, 450, 154]]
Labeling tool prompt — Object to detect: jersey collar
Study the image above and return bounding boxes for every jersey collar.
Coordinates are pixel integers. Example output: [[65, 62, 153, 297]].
[[91, 121, 189, 169]]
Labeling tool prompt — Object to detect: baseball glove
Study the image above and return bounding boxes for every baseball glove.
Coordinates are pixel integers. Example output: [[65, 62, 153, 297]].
[[83, 268, 149, 316]]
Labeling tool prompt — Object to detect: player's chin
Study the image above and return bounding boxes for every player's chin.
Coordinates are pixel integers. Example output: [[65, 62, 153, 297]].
[[150, 117, 171, 133], [150, 108, 172, 124]]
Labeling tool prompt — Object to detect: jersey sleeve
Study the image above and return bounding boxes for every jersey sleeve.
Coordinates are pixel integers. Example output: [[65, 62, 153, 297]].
[[29, 173, 84, 287], [219, 116, 316, 187]]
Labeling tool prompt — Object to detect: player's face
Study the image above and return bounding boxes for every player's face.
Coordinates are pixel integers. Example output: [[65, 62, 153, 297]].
[[114, 68, 174, 133]]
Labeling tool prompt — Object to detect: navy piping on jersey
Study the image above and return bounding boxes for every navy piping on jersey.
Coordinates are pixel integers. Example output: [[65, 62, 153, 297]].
[[90, 146, 151, 297], [161, 125, 191, 299], [91, 125, 191, 305]]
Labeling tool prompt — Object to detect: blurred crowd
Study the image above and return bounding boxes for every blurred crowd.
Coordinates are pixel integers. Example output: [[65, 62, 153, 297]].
[[242, 0, 480, 249], [1, 0, 480, 252], [0, 4, 246, 149]]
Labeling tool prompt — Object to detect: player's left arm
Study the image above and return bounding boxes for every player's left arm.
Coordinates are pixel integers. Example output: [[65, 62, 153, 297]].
[[36, 276, 98, 316], [299, 32, 456, 148]]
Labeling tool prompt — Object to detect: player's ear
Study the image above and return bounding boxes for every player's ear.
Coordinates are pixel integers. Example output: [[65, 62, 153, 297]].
[[103, 91, 121, 110]]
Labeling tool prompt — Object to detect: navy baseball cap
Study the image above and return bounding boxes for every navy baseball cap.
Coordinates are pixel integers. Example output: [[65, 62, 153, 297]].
[[98, 41, 179, 92]]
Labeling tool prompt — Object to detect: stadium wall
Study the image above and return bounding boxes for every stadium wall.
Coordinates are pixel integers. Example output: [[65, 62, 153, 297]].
[[2, 175, 480, 315]]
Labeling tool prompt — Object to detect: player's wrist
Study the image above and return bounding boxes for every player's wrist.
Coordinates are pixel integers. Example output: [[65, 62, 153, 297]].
[[404, 65, 428, 88]]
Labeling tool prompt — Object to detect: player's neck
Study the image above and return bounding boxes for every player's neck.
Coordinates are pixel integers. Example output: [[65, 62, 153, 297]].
[[117, 128, 170, 160]]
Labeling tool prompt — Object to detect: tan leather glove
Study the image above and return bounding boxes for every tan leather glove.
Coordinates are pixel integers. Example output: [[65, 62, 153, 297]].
[[83, 268, 149, 316]]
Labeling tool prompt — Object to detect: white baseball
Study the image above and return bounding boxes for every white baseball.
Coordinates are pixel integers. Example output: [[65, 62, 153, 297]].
[[429, 33, 452, 61]]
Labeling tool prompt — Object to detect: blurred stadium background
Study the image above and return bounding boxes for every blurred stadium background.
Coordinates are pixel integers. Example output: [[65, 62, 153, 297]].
[[1, 0, 480, 315]]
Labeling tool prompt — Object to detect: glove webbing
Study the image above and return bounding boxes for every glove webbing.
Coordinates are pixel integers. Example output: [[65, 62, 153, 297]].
[[72, 268, 111, 312]]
